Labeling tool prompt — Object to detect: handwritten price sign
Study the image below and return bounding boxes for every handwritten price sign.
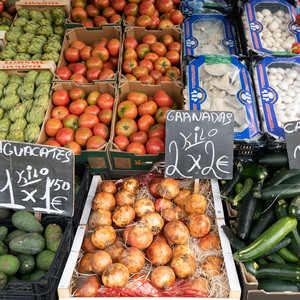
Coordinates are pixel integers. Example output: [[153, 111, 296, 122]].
[[165, 110, 234, 179], [284, 120, 300, 170], [0, 141, 74, 217]]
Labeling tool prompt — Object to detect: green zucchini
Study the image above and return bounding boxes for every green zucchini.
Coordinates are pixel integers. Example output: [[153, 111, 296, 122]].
[[235, 183, 243, 194], [277, 247, 299, 263], [273, 167, 288, 177], [289, 195, 300, 220], [258, 279, 300, 292], [221, 225, 246, 251], [276, 199, 300, 256], [233, 216, 298, 262], [258, 152, 288, 169], [256, 258, 268, 265], [249, 206, 276, 241], [282, 174, 300, 184], [233, 178, 253, 205], [256, 237, 291, 259], [241, 164, 269, 181], [221, 164, 243, 197], [266, 253, 287, 264], [258, 184, 300, 201], [253, 199, 263, 220], [267, 169, 300, 186]]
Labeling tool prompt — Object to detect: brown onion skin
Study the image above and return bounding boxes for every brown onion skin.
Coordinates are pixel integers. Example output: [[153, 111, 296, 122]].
[[146, 240, 173, 266], [157, 178, 180, 200], [173, 188, 192, 207], [89, 209, 112, 229], [116, 190, 136, 206], [173, 245, 194, 257], [102, 263, 130, 287], [73, 275, 101, 297], [186, 277, 210, 294], [161, 208, 179, 221], [199, 233, 221, 251], [112, 205, 135, 227], [202, 256, 224, 278], [141, 212, 164, 235], [91, 250, 113, 275], [100, 181, 117, 195], [91, 225, 116, 249], [119, 247, 145, 273], [78, 252, 93, 274], [120, 178, 140, 194], [125, 223, 153, 250], [149, 178, 162, 198], [134, 198, 155, 218], [81, 233, 98, 253], [105, 242, 125, 263], [164, 220, 190, 245], [154, 198, 173, 213], [187, 213, 211, 238], [151, 266, 176, 289], [92, 192, 116, 212], [185, 194, 207, 214], [171, 254, 196, 278]]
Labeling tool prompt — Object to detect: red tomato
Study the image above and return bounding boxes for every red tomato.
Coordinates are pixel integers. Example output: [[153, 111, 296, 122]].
[[93, 38, 108, 48], [150, 42, 167, 57], [146, 137, 165, 154], [156, 0, 173, 13], [45, 139, 61, 147], [85, 105, 101, 115], [139, 2, 155, 16], [129, 0, 141, 3], [117, 100, 138, 119], [124, 3, 139, 16], [154, 57, 171, 74], [138, 100, 157, 116], [97, 93, 114, 109], [126, 142, 146, 155], [93, 123, 109, 139], [129, 131, 148, 144], [87, 91, 100, 105], [80, 46, 93, 61], [123, 48, 138, 61], [95, 0, 109, 8], [156, 76, 172, 84], [94, 19, 108, 26], [73, 63, 87, 76], [81, 18, 95, 27], [106, 39, 120, 56], [65, 48, 80, 63], [127, 92, 147, 106], [71, 41, 86, 50], [53, 90, 70, 106], [165, 66, 180, 80], [160, 34, 174, 47], [136, 15, 151, 27], [132, 66, 149, 79], [111, 0, 126, 11], [153, 9, 159, 17], [45, 118, 63, 137], [142, 34, 157, 45], [144, 52, 159, 63], [123, 58, 138, 74], [153, 90, 173, 107], [139, 59, 153, 72], [92, 46, 109, 62], [98, 108, 113, 125], [124, 37, 138, 50], [64, 141, 82, 154], [165, 51, 180, 65], [86, 56, 103, 69], [78, 113, 99, 129], [56, 67, 72, 80], [138, 115, 155, 132], [155, 106, 171, 124], [158, 19, 174, 29], [72, 0, 87, 8], [86, 68, 101, 82], [70, 74, 89, 84], [170, 9, 183, 24], [125, 15, 137, 25], [149, 70, 162, 81], [109, 56, 119, 66], [168, 41, 181, 52], [114, 135, 129, 151], [71, 7, 88, 22], [102, 7, 117, 18], [148, 123, 165, 139], [136, 44, 151, 59], [102, 61, 116, 71], [68, 63, 76, 73], [63, 114, 79, 131], [56, 128, 75, 146], [140, 75, 155, 84], [86, 4, 99, 17], [149, 16, 160, 29], [75, 127, 93, 147], [69, 99, 88, 115], [69, 88, 86, 101], [51, 106, 70, 121], [86, 136, 107, 149], [116, 118, 138, 137], [98, 69, 115, 80], [125, 74, 137, 80], [110, 14, 122, 23]]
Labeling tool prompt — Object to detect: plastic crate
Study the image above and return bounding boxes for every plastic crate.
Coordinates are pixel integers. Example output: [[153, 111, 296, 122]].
[[0, 216, 73, 300]]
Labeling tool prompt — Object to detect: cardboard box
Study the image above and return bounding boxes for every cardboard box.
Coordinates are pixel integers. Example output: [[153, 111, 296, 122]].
[[58, 176, 241, 299], [109, 81, 183, 171], [119, 26, 182, 84], [55, 27, 122, 83], [39, 81, 117, 173]]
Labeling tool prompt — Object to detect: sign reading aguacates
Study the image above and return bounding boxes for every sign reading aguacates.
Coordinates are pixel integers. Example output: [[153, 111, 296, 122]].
[[0, 141, 74, 217], [165, 110, 234, 179]]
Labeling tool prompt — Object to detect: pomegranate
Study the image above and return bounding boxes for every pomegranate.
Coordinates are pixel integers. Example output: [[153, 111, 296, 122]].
[[171, 254, 196, 278], [112, 205, 135, 227], [151, 266, 175, 289], [116, 190, 136, 206], [202, 256, 223, 278], [173, 188, 192, 206], [73, 275, 101, 297], [161, 207, 179, 221], [187, 213, 211, 238], [92, 192, 116, 211], [134, 198, 155, 218], [164, 220, 189, 245], [199, 233, 221, 251], [146, 240, 173, 266], [185, 193, 207, 214], [120, 178, 140, 194], [105, 239, 125, 263], [91, 225, 116, 249], [157, 178, 179, 200], [186, 277, 210, 294], [174, 206, 188, 219], [78, 252, 93, 274], [173, 245, 194, 257], [148, 178, 161, 198], [100, 181, 117, 195], [81, 232, 98, 252], [91, 250, 113, 275], [102, 263, 130, 287], [141, 212, 164, 235], [119, 247, 145, 273], [125, 223, 153, 249], [88, 209, 112, 229], [154, 198, 173, 212]]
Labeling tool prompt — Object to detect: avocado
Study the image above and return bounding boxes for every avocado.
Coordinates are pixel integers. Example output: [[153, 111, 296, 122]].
[[36, 250, 55, 271], [0, 227, 8, 242], [0, 254, 20, 276], [0, 241, 8, 255], [11, 211, 44, 233], [17, 254, 35, 275], [9, 233, 45, 255], [44, 224, 63, 253], [0, 271, 7, 290], [5, 230, 26, 245], [21, 269, 46, 281]]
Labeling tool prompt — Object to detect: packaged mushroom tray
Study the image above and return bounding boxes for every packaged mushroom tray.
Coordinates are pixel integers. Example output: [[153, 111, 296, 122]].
[[241, 0, 300, 55], [182, 0, 228, 16], [184, 14, 238, 56], [253, 55, 300, 141], [58, 170, 241, 299], [184, 55, 260, 141]]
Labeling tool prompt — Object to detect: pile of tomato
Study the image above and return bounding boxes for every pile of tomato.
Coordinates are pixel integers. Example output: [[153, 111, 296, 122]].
[[71, 0, 183, 29], [56, 37, 120, 83], [122, 33, 181, 84], [44, 87, 114, 154], [113, 90, 178, 155]]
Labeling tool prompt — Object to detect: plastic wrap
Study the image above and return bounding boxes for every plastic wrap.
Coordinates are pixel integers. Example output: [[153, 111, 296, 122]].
[[182, 0, 228, 15]]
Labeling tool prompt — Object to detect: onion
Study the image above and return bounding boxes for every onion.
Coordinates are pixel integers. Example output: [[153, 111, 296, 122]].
[[112, 205, 135, 227], [146, 240, 173, 266], [78, 252, 93, 274], [141, 212, 164, 235], [151, 266, 175, 289], [171, 254, 196, 278], [164, 220, 189, 245], [116, 190, 136, 206], [88, 209, 112, 229], [100, 181, 117, 195], [157, 178, 180, 200], [173, 245, 194, 257], [81, 233, 98, 252], [173, 188, 192, 206], [91, 225, 116, 249], [120, 178, 140, 194], [154, 198, 173, 213], [125, 223, 153, 250], [134, 198, 155, 218], [187, 213, 210, 238], [119, 247, 145, 273], [102, 263, 130, 287], [92, 192, 116, 212], [185, 193, 206, 214], [91, 250, 113, 275]]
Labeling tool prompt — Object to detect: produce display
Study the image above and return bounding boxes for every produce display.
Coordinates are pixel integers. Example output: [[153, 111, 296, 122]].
[[122, 33, 181, 83], [221, 151, 300, 292], [0, 8, 66, 62], [44, 86, 114, 154], [0, 69, 53, 143], [0, 210, 64, 290], [70, 0, 184, 29], [71, 175, 230, 298], [56, 36, 120, 82], [0, 1, 15, 31]]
